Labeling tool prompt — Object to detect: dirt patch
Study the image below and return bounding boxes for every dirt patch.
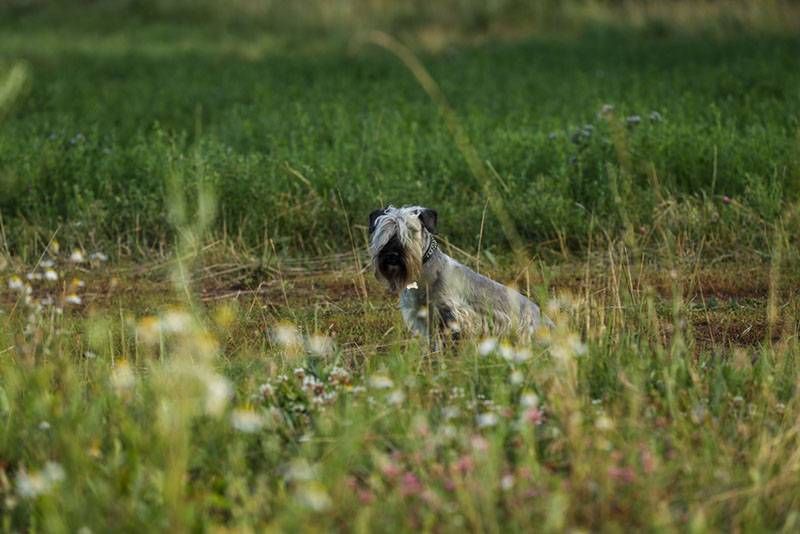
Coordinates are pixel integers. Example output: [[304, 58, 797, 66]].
[[3, 258, 795, 351]]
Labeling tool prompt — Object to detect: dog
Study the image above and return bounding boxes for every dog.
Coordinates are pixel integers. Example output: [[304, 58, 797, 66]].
[[368, 205, 551, 343]]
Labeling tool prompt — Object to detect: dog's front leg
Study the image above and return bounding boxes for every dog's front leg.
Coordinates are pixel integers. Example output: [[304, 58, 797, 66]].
[[436, 305, 461, 347], [400, 288, 429, 339]]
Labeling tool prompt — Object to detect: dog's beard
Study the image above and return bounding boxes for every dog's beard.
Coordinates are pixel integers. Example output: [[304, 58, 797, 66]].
[[370, 219, 423, 294]]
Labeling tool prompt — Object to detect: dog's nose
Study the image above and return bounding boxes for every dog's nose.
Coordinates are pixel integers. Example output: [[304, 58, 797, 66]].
[[383, 252, 401, 265]]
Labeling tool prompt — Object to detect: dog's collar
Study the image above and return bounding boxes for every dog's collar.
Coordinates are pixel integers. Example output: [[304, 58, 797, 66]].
[[422, 237, 438, 264]]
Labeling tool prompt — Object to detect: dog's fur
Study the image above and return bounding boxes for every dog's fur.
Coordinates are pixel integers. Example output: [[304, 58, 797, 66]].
[[369, 205, 551, 342]]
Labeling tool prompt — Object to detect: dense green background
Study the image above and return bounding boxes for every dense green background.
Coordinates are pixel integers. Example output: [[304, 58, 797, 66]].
[[1, 3, 799, 256]]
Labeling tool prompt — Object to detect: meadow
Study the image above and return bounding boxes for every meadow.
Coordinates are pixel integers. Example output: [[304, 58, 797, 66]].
[[1, 1, 800, 531]]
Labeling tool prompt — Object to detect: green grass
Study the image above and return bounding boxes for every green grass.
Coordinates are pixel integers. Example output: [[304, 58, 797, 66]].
[[1, 16, 799, 256], [2, 3, 800, 532]]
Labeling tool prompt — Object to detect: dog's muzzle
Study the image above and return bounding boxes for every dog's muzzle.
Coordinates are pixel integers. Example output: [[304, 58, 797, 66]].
[[377, 236, 407, 291]]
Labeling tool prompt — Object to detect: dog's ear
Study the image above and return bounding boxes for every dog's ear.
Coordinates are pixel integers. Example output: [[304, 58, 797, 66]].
[[418, 208, 438, 234], [368, 208, 387, 234]]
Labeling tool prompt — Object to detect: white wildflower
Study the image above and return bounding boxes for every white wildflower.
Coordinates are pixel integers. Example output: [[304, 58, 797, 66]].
[[510, 370, 524, 385], [297, 482, 332, 512], [8, 275, 24, 290], [43, 462, 65, 484], [302, 375, 324, 396], [231, 408, 264, 433], [369, 375, 394, 390], [16, 471, 47, 498], [477, 412, 499, 428], [450, 387, 465, 399], [329, 366, 350, 385], [111, 361, 135, 392], [69, 250, 85, 263], [307, 334, 333, 356], [520, 392, 539, 408], [65, 294, 82, 305], [273, 323, 301, 349], [40, 259, 55, 268], [626, 115, 642, 126], [597, 103, 614, 118], [16, 462, 65, 499], [160, 309, 192, 334], [513, 347, 532, 363], [387, 389, 405, 405], [595, 414, 614, 431], [89, 252, 108, 262], [44, 269, 58, 281], [443, 406, 460, 419], [478, 337, 498, 356], [285, 459, 318, 482], [204, 373, 232, 417]]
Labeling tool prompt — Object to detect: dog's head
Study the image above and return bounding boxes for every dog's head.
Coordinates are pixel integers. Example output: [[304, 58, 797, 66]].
[[368, 205, 438, 293]]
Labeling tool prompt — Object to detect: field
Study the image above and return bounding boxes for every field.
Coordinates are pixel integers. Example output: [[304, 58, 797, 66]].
[[1, 1, 800, 531]]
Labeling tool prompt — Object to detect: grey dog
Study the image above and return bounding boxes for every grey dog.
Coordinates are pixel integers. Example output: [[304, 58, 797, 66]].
[[368, 205, 551, 342]]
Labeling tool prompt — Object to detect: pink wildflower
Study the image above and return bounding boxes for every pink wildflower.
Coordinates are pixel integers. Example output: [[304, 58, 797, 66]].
[[608, 466, 637, 483], [381, 462, 402, 479], [470, 435, 490, 452], [453, 455, 474, 475], [358, 488, 375, 504], [524, 407, 546, 425], [401, 472, 423, 497]]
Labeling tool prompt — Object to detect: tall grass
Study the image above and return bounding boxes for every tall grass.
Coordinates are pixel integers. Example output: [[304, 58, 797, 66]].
[[1, 217, 798, 530], [1, 6, 800, 530]]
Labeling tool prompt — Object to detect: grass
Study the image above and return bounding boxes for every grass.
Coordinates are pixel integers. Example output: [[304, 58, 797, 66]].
[[1, 13, 799, 256], [1, 2, 800, 531]]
